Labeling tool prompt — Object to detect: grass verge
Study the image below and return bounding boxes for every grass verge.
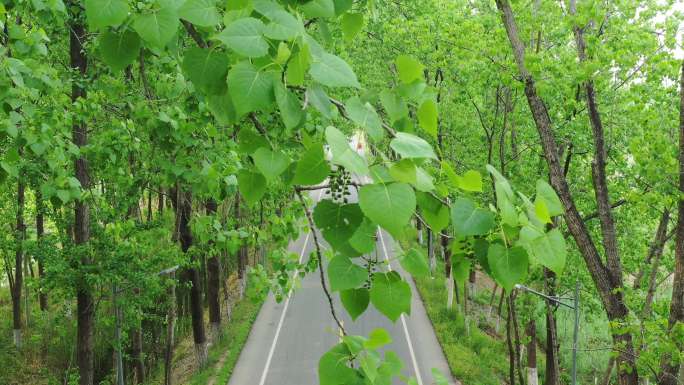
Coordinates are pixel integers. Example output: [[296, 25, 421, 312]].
[[414, 271, 509, 385], [187, 298, 263, 385]]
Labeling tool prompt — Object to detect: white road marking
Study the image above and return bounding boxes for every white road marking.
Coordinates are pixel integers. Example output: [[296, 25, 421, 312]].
[[378, 230, 425, 385], [258, 189, 322, 385]]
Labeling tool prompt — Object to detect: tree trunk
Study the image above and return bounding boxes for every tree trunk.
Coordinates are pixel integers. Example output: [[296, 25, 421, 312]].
[[526, 320, 538, 385], [206, 199, 222, 341], [544, 269, 561, 385], [235, 195, 248, 296], [12, 176, 25, 348], [659, 58, 684, 385], [164, 273, 177, 385], [131, 321, 145, 384], [634, 209, 671, 291], [506, 296, 516, 385], [69, 5, 94, 384], [36, 192, 47, 311], [495, 2, 639, 382], [177, 189, 208, 368]]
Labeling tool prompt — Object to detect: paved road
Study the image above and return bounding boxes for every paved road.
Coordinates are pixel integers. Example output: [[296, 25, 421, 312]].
[[228, 187, 457, 385]]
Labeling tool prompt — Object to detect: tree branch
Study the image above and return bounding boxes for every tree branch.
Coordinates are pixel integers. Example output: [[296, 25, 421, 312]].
[[295, 190, 347, 336]]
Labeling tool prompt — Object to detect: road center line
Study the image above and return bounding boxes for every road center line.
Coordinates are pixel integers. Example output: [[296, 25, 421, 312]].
[[258, 189, 322, 385], [378, 230, 425, 385]]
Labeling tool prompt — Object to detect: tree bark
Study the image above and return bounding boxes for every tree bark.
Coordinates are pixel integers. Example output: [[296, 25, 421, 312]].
[[494, 2, 638, 383], [206, 199, 222, 341], [633, 209, 670, 291], [69, 5, 94, 384], [177, 189, 208, 368], [526, 319, 538, 385], [544, 269, 561, 385], [12, 175, 25, 348], [658, 58, 684, 385], [36, 192, 47, 311]]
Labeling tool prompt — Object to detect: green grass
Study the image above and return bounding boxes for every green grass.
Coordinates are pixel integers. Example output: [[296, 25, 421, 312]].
[[414, 272, 509, 385], [187, 298, 263, 385]]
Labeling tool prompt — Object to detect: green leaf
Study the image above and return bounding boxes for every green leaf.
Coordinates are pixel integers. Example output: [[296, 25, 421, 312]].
[[416, 191, 449, 233], [293, 143, 330, 186], [417, 99, 438, 137], [237, 169, 266, 206], [237, 126, 269, 154], [452, 254, 471, 286], [306, 84, 333, 117], [395, 55, 423, 84], [216, 17, 268, 57], [345, 97, 383, 141], [319, 343, 359, 385], [340, 288, 369, 321], [85, 0, 129, 29], [536, 179, 563, 216], [178, 0, 220, 27], [263, 10, 303, 40], [529, 228, 566, 275], [301, 0, 335, 18], [365, 328, 392, 350], [310, 53, 360, 88], [228, 62, 276, 117], [287, 44, 311, 86], [390, 132, 437, 160], [341, 13, 364, 41], [313, 200, 363, 254], [206, 91, 237, 125], [389, 159, 416, 184], [451, 198, 495, 236], [349, 218, 377, 254], [253, 148, 290, 180], [487, 244, 528, 292], [132, 6, 179, 49], [534, 198, 551, 224], [458, 170, 483, 192], [399, 248, 430, 277], [326, 126, 369, 175], [328, 255, 368, 291], [98, 29, 140, 72], [370, 271, 411, 322], [182, 47, 229, 95], [274, 81, 305, 130], [380, 90, 408, 122], [359, 182, 415, 238]]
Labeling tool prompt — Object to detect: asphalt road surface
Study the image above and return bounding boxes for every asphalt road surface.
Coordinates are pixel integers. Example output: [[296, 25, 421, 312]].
[[228, 186, 457, 385]]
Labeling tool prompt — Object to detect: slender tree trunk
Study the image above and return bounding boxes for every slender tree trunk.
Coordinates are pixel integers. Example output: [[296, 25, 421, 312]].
[[206, 199, 222, 341], [36, 192, 47, 311], [526, 319, 538, 385], [235, 195, 248, 296], [164, 273, 177, 385], [634, 209, 671, 290], [131, 317, 145, 384], [69, 6, 94, 384], [177, 189, 208, 368], [510, 294, 525, 385], [495, 2, 638, 382], [506, 296, 516, 385], [544, 268, 561, 385], [659, 59, 684, 385], [602, 356, 615, 385], [12, 176, 25, 348], [158, 188, 165, 217]]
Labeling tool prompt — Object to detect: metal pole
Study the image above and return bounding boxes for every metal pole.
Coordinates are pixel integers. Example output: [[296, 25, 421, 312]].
[[571, 280, 580, 385]]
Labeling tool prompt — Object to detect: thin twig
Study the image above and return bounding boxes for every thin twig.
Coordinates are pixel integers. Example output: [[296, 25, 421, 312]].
[[295, 190, 347, 336]]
